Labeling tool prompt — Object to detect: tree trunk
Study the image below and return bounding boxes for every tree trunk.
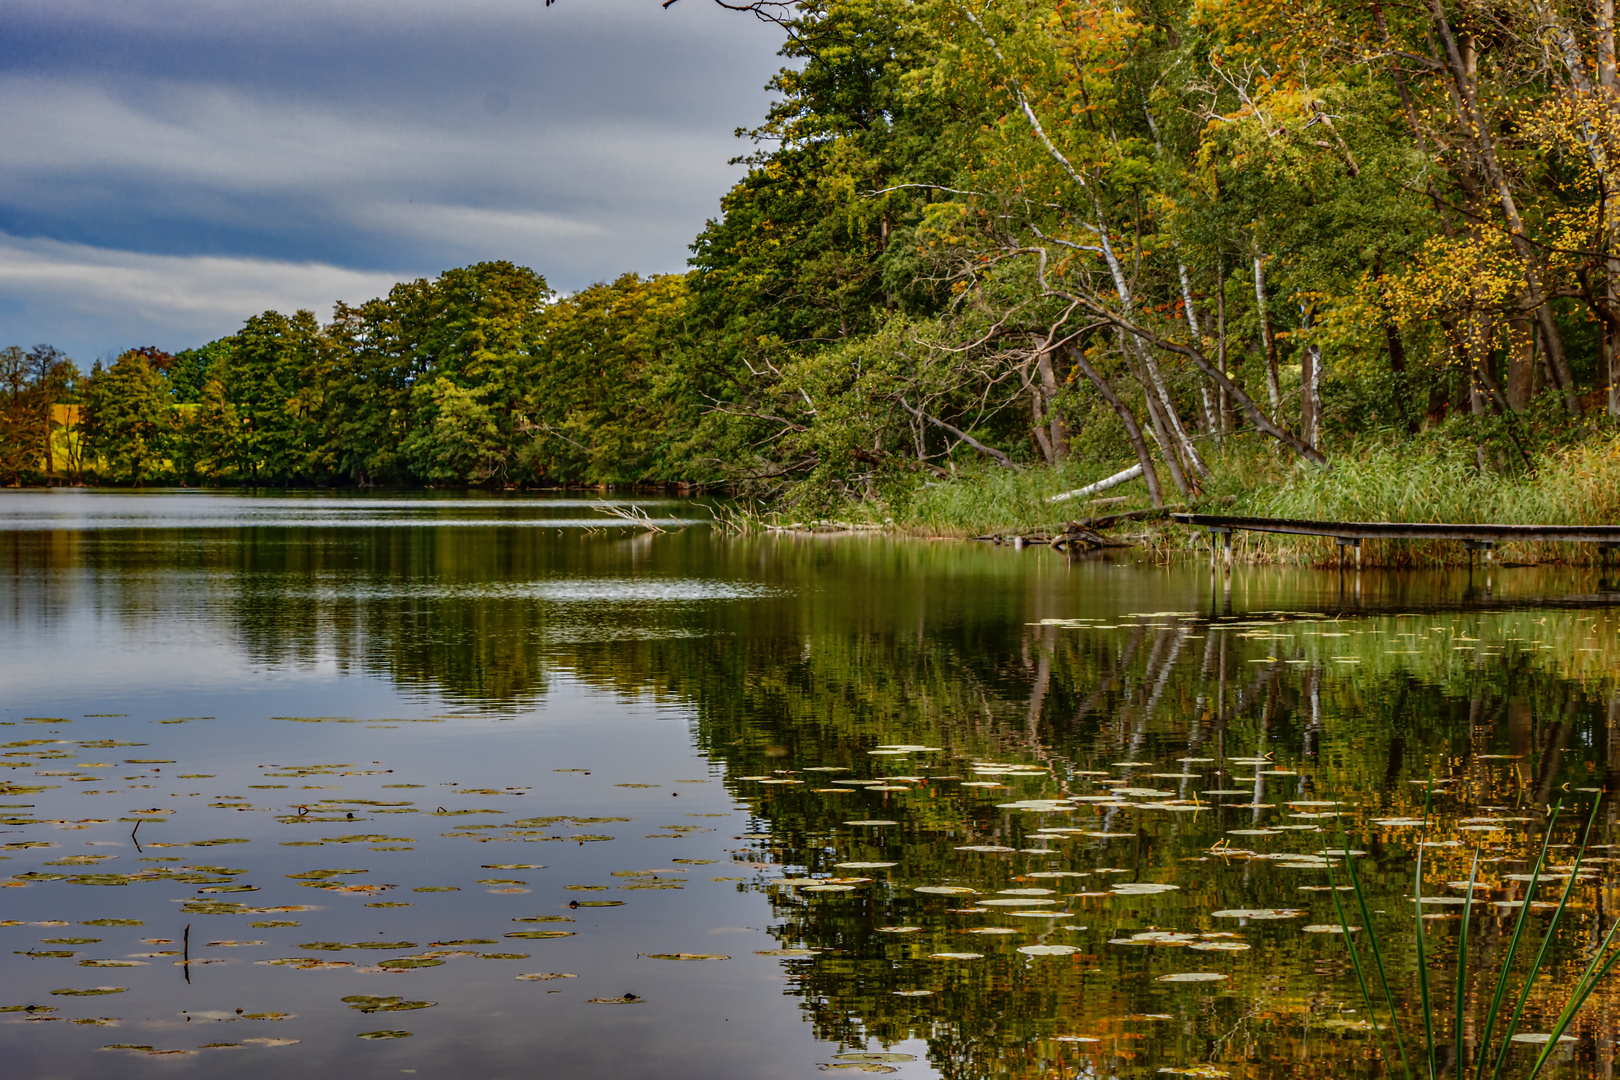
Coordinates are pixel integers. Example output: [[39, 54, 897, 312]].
[[1298, 303, 1323, 450], [1127, 340, 1191, 497], [1254, 255, 1283, 421], [1506, 318, 1535, 411], [1426, 0, 1582, 414], [1217, 252, 1231, 437], [1064, 344, 1165, 507], [1036, 347, 1068, 463]]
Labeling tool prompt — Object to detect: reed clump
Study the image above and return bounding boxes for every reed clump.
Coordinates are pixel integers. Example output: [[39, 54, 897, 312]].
[[820, 431, 1620, 565], [1330, 791, 1620, 1080]]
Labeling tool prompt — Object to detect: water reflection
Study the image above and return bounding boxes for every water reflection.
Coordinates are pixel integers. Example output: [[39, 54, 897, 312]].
[[1, 492, 1618, 1080]]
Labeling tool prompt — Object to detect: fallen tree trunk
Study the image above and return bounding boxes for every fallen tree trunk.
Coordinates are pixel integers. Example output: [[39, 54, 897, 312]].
[[1045, 464, 1143, 503]]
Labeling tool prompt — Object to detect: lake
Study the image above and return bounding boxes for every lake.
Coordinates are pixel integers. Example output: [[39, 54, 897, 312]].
[[1, 489, 1617, 1080]]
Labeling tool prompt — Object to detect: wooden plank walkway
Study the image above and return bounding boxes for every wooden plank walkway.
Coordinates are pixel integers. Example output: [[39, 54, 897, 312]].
[[1171, 513, 1620, 565], [1172, 513, 1620, 544]]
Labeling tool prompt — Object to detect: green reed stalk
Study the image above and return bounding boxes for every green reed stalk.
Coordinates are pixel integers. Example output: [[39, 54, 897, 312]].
[[1327, 851, 1404, 1078], [1454, 847, 1480, 1078], [1529, 917, 1620, 1079], [1522, 797, 1611, 1080], [1415, 783, 1436, 1080], [1474, 803, 1560, 1080], [1489, 797, 1600, 1079], [1334, 816, 1412, 1075]]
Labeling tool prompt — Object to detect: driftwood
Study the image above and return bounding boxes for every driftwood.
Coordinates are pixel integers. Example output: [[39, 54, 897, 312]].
[[974, 515, 1155, 551], [1045, 464, 1144, 503]]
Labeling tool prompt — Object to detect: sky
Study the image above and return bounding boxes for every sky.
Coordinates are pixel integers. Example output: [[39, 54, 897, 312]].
[[0, 0, 787, 363]]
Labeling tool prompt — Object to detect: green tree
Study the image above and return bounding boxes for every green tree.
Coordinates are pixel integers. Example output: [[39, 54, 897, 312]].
[[81, 350, 175, 483]]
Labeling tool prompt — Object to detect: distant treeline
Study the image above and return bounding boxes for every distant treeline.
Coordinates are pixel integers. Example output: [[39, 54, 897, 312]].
[[0, 267, 701, 488], [7, 0, 1620, 505]]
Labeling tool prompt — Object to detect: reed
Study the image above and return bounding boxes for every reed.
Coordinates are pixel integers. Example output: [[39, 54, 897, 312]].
[[1328, 791, 1620, 1080]]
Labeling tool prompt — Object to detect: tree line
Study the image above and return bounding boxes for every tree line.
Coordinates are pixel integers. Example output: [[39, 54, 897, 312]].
[[5, 0, 1620, 504]]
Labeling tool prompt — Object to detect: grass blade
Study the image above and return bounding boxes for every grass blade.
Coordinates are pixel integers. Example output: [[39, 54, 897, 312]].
[[1524, 796, 1614, 1080], [1453, 847, 1480, 1079], [1491, 797, 1599, 1077], [1476, 803, 1561, 1080], [1527, 919, 1620, 1080], [1327, 838, 1401, 1076], [1415, 781, 1435, 1080], [1347, 840, 1413, 1079]]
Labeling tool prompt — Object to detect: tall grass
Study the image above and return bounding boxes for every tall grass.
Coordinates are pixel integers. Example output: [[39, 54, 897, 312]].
[[831, 431, 1620, 563], [1329, 791, 1620, 1080]]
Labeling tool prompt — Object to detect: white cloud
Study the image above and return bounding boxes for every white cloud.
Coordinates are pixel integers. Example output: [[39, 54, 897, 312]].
[[0, 0, 788, 354], [0, 234, 409, 354]]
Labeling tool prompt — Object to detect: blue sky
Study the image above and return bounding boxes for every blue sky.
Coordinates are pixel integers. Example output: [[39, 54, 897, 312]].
[[0, 0, 785, 362]]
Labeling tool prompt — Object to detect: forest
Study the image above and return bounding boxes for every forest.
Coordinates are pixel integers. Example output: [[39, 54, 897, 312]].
[[6, 0, 1620, 531]]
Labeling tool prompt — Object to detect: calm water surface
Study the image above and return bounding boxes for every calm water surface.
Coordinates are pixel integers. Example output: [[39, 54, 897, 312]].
[[1, 489, 1618, 1080]]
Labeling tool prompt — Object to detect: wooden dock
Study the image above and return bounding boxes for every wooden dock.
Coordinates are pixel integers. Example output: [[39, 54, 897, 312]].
[[1171, 513, 1620, 566]]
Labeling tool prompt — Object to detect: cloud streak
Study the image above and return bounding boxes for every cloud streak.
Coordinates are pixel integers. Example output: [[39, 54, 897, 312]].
[[0, 233, 407, 357], [0, 0, 785, 358]]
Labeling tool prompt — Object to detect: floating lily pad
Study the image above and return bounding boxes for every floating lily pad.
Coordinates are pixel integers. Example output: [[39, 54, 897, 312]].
[[645, 953, 729, 961], [915, 886, 975, 895], [820, 1066, 897, 1074], [341, 996, 435, 1013], [1211, 909, 1306, 920], [356, 1030, 412, 1040], [755, 948, 818, 956], [1017, 945, 1079, 956], [376, 958, 444, 970], [1156, 972, 1228, 982], [50, 987, 126, 996], [506, 931, 576, 940]]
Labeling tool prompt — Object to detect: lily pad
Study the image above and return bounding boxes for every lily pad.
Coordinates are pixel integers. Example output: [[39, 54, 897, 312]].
[[50, 987, 126, 996], [341, 996, 435, 1013], [1017, 945, 1079, 956], [645, 953, 729, 961], [515, 972, 577, 981], [1156, 972, 1228, 982], [356, 1030, 413, 1039]]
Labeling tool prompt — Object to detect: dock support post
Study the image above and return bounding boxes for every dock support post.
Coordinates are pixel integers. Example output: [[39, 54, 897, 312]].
[[1335, 537, 1361, 571]]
